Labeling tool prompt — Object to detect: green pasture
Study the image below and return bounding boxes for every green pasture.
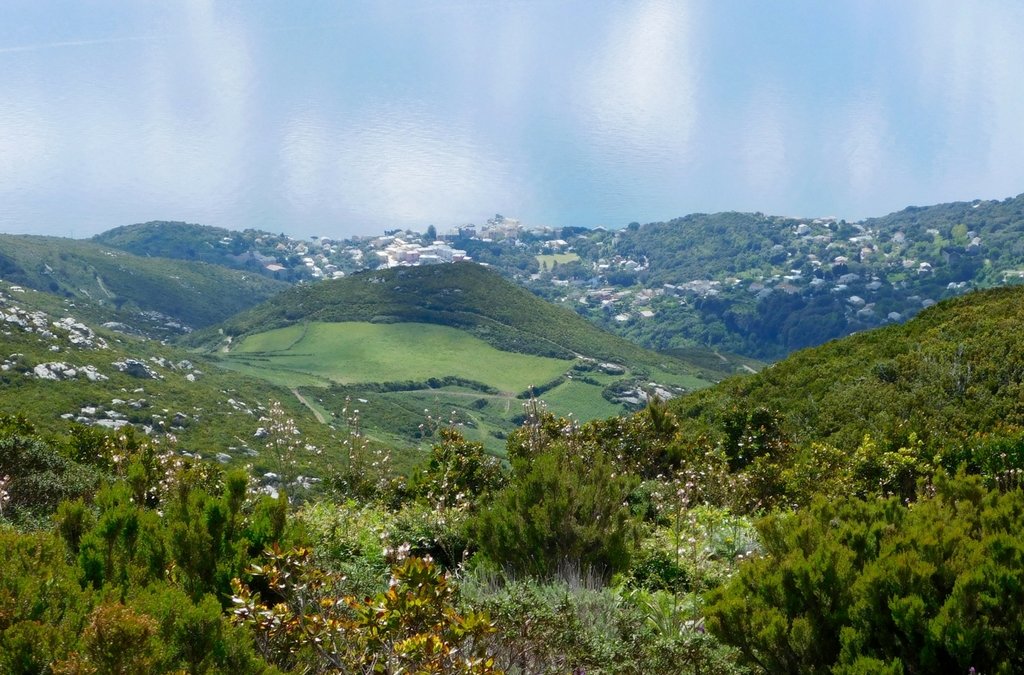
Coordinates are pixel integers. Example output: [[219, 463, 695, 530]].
[[541, 379, 623, 420], [225, 322, 572, 393], [647, 367, 709, 391], [536, 253, 580, 268], [215, 321, 694, 455]]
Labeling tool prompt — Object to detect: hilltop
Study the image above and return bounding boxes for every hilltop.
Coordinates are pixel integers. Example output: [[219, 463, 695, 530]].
[[195, 263, 728, 374], [0, 234, 287, 333]]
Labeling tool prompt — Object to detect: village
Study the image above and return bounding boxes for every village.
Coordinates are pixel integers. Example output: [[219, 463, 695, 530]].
[[199, 208, 986, 359]]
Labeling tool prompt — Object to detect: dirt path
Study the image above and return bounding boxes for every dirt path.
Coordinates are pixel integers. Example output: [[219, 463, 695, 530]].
[[95, 274, 115, 299], [291, 388, 326, 424]]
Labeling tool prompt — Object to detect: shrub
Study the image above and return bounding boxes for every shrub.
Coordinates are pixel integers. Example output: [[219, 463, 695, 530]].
[[408, 428, 506, 513], [232, 550, 498, 673], [705, 471, 1024, 673], [472, 441, 639, 580]]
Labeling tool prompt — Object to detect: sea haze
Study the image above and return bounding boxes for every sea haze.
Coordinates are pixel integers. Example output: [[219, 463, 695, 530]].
[[1, 0, 1022, 238]]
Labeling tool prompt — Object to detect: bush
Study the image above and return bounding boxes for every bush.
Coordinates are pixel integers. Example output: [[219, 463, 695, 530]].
[[232, 551, 498, 673], [472, 441, 639, 580], [460, 571, 744, 674], [705, 471, 1024, 673]]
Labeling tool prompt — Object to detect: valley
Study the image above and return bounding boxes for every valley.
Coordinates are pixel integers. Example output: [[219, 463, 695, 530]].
[[4, 5, 1022, 670], [201, 264, 713, 452], [4, 194, 1024, 673]]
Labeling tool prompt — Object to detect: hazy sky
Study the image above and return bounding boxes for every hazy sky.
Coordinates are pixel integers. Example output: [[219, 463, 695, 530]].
[[2, 0, 1023, 238]]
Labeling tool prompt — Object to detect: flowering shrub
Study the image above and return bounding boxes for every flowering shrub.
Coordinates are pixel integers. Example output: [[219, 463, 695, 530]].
[[232, 548, 499, 673], [408, 428, 505, 513]]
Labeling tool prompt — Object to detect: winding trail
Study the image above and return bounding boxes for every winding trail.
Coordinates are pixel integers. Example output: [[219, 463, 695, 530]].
[[95, 274, 114, 298], [291, 387, 326, 424]]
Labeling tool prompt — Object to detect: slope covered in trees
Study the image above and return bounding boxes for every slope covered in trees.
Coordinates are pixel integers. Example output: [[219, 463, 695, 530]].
[[0, 234, 287, 330], [551, 193, 1024, 359], [670, 285, 1024, 464]]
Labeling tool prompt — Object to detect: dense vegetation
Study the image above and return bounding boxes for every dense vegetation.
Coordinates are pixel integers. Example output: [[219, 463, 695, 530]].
[[94, 221, 264, 268], [7, 253, 1024, 671], [530, 194, 1024, 360], [706, 472, 1024, 673], [671, 285, 1024, 475], [0, 234, 286, 330]]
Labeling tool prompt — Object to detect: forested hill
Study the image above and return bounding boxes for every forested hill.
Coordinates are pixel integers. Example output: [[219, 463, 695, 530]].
[[863, 194, 1024, 283], [584, 193, 1024, 359], [94, 221, 245, 264], [92, 221, 321, 282], [80, 192, 1024, 362], [613, 211, 800, 281], [670, 284, 1024, 461], [0, 234, 286, 331], [192, 262, 744, 380]]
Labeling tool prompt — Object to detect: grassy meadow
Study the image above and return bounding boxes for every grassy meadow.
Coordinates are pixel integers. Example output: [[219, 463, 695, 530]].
[[225, 322, 572, 393], [536, 252, 580, 268], [212, 320, 695, 454]]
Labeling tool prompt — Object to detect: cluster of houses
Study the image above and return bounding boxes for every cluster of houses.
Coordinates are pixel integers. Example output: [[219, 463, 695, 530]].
[[459, 214, 525, 241], [220, 234, 356, 280], [371, 237, 470, 268], [208, 209, 985, 334], [570, 286, 660, 323], [524, 216, 988, 328]]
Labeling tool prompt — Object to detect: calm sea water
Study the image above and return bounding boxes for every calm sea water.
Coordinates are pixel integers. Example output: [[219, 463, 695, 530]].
[[1, 1, 1023, 238]]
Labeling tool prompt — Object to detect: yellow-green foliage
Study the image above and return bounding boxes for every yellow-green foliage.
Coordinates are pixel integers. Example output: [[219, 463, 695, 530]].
[[0, 529, 271, 673], [232, 550, 499, 673]]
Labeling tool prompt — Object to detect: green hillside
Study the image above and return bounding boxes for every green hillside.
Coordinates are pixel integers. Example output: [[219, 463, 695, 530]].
[[0, 234, 287, 330], [193, 263, 735, 452], [670, 284, 1024, 463], [555, 193, 1024, 359], [6, 248, 1024, 675], [225, 322, 571, 392], [93, 221, 245, 262], [195, 262, 733, 378], [0, 281, 368, 484], [92, 220, 312, 280]]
